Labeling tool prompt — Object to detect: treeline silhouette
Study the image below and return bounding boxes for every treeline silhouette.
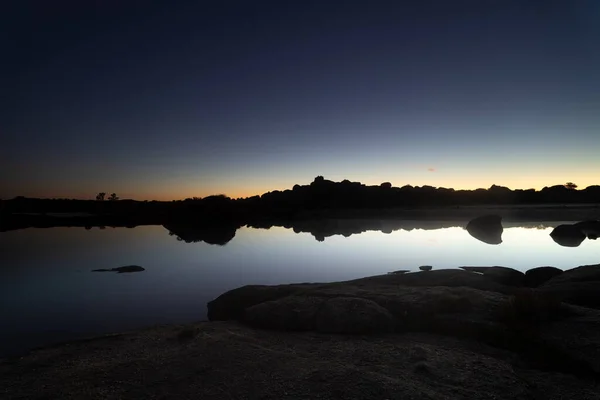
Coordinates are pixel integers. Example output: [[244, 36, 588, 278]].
[[236, 178, 600, 213], [2, 177, 600, 232]]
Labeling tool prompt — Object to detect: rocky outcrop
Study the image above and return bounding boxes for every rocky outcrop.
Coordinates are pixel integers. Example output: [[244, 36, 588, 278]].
[[234, 283, 504, 336], [207, 283, 314, 321], [207, 270, 517, 323], [315, 297, 396, 334], [347, 269, 517, 294], [207, 267, 600, 381], [243, 296, 324, 331], [539, 264, 600, 309], [459, 266, 525, 287], [524, 266, 563, 287], [543, 264, 600, 285], [466, 215, 503, 245]]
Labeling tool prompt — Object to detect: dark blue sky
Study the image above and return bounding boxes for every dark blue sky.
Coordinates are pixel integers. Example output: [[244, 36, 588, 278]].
[[3, 0, 600, 199]]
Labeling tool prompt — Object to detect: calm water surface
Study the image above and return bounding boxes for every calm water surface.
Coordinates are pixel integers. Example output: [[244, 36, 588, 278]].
[[1, 221, 598, 356]]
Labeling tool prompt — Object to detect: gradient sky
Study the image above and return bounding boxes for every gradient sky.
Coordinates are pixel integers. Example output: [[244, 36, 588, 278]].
[[3, 0, 600, 200]]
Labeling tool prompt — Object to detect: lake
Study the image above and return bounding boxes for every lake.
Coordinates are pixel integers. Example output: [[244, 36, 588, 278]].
[[1, 219, 598, 357]]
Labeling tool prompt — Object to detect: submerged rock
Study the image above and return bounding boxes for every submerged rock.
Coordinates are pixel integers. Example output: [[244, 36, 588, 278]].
[[92, 265, 145, 273], [466, 215, 503, 245]]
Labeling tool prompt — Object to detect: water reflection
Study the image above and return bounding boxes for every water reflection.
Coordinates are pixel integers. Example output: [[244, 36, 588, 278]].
[[164, 223, 237, 245], [465, 215, 503, 245], [1, 221, 599, 357], [161, 218, 599, 248]]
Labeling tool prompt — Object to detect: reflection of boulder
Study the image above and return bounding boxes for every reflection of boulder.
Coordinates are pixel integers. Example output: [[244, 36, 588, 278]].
[[465, 215, 503, 245], [459, 266, 524, 287], [163, 223, 238, 245], [92, 265, 145, 273], [574, 220, 600, 240], [550, 224, 586, 247], [524, 266, 563, 287]]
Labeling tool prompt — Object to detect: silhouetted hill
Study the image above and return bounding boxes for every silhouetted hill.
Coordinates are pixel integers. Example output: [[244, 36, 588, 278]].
[[1, 178, 599, 233]]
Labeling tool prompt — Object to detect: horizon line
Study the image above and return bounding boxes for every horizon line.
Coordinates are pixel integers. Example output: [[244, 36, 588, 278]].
[[2, 180, 596, 202]]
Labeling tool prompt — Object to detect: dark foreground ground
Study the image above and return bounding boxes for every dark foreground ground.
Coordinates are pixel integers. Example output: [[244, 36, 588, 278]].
[[3, 265, 600, 399]]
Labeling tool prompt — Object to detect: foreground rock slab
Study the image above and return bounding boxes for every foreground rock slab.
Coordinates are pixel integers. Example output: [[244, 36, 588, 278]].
[[1, 322, 598, 400]]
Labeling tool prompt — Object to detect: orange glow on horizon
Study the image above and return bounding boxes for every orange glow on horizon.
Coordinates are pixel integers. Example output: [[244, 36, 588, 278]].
[[7, 174, 598, 201]]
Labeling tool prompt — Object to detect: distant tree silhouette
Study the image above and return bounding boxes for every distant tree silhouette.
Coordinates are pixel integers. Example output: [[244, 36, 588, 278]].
[[108, 193, 119, 201], [314, 176, 325, 183], [380, 182, 392, 189], [564, 182, 578, 190], [96, 192, 106, 201]]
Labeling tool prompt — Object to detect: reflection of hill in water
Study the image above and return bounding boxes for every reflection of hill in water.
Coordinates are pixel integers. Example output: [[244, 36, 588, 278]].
[[163, 223, 237, 246], [163, 219, 595, 245], [285, 219, 464, 242]]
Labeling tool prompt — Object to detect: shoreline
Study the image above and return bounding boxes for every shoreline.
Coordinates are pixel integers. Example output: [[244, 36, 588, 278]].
[[2, 204, 599, 233], [3, 265, 600, 399]]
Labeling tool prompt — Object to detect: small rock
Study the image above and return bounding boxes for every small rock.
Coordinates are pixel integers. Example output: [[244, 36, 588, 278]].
[[91, 265, 145, 273], [419, 266, 433, 271]]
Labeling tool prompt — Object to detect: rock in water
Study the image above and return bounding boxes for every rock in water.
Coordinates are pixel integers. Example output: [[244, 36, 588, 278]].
[[92, 265, 145, 273], [419, 265, 433, 271], [466, 215, 503, 245], [550, 225, 586, 247], [574, 220, 600, 240]]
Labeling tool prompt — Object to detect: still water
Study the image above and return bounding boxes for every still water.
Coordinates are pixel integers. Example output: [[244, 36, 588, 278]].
[[1, 221, 598, 356]]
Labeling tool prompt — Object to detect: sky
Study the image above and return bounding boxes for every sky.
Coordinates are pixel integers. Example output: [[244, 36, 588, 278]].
[[3, 0, 600, 200]]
